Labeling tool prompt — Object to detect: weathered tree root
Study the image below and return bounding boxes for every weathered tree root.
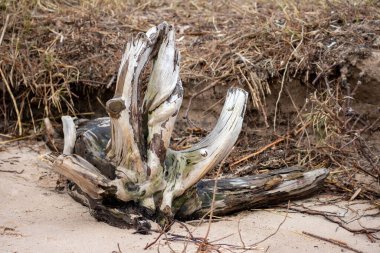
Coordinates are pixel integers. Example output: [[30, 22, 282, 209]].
[[45, 22, 329, 230], [47, 116, 329, 229]]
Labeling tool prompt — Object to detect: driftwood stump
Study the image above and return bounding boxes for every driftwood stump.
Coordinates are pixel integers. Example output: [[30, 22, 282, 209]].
[[45, 22, 329, 229]]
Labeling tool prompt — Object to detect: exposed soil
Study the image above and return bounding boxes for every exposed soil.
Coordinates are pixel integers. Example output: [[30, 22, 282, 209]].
[[175, 51, 380, 180], [184, 48, 380, 125]]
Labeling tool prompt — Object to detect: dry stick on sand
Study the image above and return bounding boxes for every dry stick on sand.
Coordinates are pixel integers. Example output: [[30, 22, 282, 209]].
[[111, 243, 123, 253], [237, 218, 246, 249], [288, 204, 380, 234], [302, 231, 364, 253], [143, 222, 174, 250], [0, 169, 24, 174], [170, 204, 290, 251], [250, 201, 290, 247], [175, 156, 231, 253]]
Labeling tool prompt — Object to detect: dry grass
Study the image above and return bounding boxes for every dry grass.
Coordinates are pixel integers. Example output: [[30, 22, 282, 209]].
[[0, 0, 379, 200]]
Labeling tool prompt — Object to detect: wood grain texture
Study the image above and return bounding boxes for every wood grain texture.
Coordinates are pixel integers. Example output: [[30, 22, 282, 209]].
[[61, 116, 76, 155], [161, 88, 248, 213], [175, 167, 329, 218], [46, 154, 113, 199]]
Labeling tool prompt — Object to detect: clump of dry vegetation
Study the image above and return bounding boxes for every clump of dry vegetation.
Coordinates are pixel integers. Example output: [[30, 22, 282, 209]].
[[0, 0, 379, 201]]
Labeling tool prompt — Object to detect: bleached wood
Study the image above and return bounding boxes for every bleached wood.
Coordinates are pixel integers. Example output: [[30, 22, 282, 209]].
[[141, 27, 182, 209], [160, 88, 248, 213], [46, 154, 112, 199], [106, 22, 169, 173], [105, 23, 183, 207], [143, 27, 180, 112], [62, 116, 76, 155]]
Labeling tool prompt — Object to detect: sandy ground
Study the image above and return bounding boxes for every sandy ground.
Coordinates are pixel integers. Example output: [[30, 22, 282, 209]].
[[0, 141, 379, 253]]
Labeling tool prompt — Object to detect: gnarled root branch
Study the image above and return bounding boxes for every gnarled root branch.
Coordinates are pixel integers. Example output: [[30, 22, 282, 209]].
[[44, 22, 329, 229]]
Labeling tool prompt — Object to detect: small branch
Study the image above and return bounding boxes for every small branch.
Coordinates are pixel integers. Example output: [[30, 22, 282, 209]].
[[251, 202, 289, 246], [302, 231, 364, 253], [62, 116, 76, 155], [0, 169, 24, 174], [0, 14, 10, 46], [231, 122, 310, 167], [231, 136, 285, 167], [288, 204, 380, 234], [0, 134, 42, 145], [144, 222, 175, 250], [144, 230, 165, 250], [46, 154, 112, 199]]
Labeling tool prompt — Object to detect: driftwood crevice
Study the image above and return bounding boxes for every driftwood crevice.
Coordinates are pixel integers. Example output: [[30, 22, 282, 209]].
[[45, 22, 329, 229]]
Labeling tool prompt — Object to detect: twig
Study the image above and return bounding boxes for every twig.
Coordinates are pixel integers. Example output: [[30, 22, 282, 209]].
[[0, 169, 24, 174], [250, 201, 289, 246], [0, 67, 23, 136], [117, 243, 122, 253], [144, 230, 165, 250], [353, 162, 378, 180], [0, 14, 9, 46], [237, 218, 246, 248], [177, 221, 195, 253], [106, 75, 116, 89], [230, 137, 285, 166], [302, 231, 364, 253], [231, 122, 310, 167], [0, 134, 42, 145], [285, 87, 311, 149], [144, 222, 174, 250], [163, 231, 177, 253], [111, 243, 123, 253], [288, 205, 380, 234]]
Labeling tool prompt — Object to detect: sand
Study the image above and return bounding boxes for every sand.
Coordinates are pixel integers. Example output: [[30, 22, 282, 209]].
[[0, 141, 379, 253]]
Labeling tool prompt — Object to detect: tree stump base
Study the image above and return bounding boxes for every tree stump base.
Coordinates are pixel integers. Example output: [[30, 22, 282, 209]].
[[44, 22, 329, 230]]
